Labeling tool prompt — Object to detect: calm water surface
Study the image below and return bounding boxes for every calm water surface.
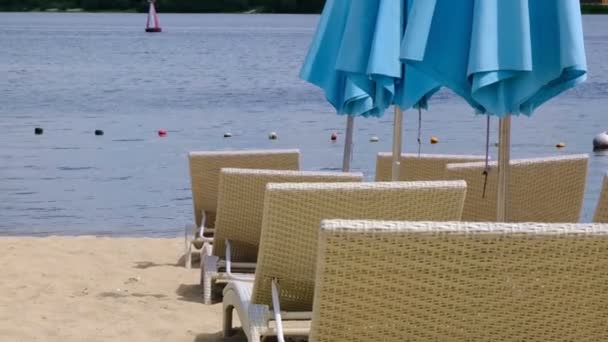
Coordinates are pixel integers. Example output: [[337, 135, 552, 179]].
[[1, 13, 608, 236]]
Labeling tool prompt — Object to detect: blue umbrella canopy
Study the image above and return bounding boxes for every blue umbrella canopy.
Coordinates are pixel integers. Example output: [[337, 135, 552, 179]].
[[300, 0, 376, 117], [300, 0, 440, 172], [401, 0, 587, 116], [400, 0, 587, 220]]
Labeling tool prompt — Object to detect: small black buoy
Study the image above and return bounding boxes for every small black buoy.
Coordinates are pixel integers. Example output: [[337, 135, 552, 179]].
[[268, 132, 278, 140], [224, 132, 232, 138], [593, 132, 608, 151], [95, 129, 104, 136], [35, 127, 43, 135], [370, 136, 379, 143], [331, 132, 338, 142]]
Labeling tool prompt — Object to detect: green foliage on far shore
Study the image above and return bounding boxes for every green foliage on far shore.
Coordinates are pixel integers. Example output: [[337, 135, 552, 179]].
[[0, 0, 326, 13], [1, 1, 604, 14], [582, 4, 608, 14]]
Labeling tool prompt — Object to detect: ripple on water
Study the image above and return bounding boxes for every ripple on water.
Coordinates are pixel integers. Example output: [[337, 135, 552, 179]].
[[319, 167, 342, 171], [57, 166, 96, 171], [51, 146, 80, 150], [24, 207, 63, 212], [101, 176, 132, 181], [171, 197, 192, 201], [40, 177, 63, 180], [112, 139, 145, 142], [23, 165, 44, 170]]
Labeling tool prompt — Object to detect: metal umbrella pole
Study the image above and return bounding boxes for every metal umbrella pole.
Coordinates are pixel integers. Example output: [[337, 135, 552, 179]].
[[496, 115, 511, 222], [342, 116, 355, 172], [391, 106, 404, 181]]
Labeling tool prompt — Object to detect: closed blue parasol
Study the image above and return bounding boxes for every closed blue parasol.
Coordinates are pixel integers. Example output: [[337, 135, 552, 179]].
[[401, 0, 587, 221], [300, 0, 440, 175]]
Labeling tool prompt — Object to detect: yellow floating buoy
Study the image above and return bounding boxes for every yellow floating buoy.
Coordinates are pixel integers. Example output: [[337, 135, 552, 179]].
[[430, 136, 439, 144], [556, 142, 566, 148]]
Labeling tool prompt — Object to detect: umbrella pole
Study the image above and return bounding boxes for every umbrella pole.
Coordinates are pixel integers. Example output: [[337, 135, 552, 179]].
[[497, 115, 511, 222], [342, 116, 355, 172], [391, 106, 404, 181]]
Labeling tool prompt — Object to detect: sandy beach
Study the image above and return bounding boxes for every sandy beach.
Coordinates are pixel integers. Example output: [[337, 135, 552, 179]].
[[0, 237, 246, 342]]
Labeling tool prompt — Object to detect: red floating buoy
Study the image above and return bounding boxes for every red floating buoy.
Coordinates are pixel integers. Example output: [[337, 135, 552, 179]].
[[158, 129, 167, 137], [331, 132, 338, 141], [145, 0, 162, 33]]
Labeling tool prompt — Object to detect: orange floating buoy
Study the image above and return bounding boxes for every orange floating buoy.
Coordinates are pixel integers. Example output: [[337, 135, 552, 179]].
[[430, 136, 439, 144], [331, 132, 338, 141], [158, 129, 167, 137]]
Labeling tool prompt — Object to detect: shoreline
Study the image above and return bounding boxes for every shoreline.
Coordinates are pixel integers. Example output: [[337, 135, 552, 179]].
[[0, 8, 316, 14], [0, 11, 317, 14]]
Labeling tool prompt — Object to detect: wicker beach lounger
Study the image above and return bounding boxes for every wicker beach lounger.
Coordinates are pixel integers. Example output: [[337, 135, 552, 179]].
[[593, 173, 608, 223], [445, 154, 588, 222], [222, 181, 467, 341], [186, 149, 300, 268], [306, 219, 608, 342], [201, 168, 363, 303], [375, 152, 485, 181]]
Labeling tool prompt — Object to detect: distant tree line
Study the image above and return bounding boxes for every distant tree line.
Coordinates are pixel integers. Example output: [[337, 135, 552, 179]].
[[0, 0, 327, 13], [1, 0, 600, 14]]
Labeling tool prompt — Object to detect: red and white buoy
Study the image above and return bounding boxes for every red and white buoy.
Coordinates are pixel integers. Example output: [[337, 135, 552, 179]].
[[145, 0, 162, 33]]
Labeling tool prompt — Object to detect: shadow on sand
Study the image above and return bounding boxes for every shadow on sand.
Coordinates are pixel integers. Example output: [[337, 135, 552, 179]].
[[133, 261, 181, 269], [176, 283, 205, 304], [176, 281, 225, 304], [192, 330, 248, 342], [97, 291, 168, 299], [134, 251, 201, 269]]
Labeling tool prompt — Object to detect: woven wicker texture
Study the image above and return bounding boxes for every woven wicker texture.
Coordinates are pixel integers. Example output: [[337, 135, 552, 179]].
[[593, 174, 608, 223], [213, 168, 363, 262], [188, 150, 299, 227], [375, 153, 485, 181], [445, 154, 588, 222], [310, 220, 608, 342], [251, 181, 467, 311]]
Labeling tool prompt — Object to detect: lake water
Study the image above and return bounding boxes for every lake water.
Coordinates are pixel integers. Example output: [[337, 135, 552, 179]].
[[1, 13, 607, 236]]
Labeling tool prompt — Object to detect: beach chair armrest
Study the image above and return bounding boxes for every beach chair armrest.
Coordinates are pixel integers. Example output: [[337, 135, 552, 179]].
[[225, 239, 257, 281], [200, 210, 218, 237], [184, 223, 197, 245], [271, 278, 286, 342], [223, 281, 273, 340]]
